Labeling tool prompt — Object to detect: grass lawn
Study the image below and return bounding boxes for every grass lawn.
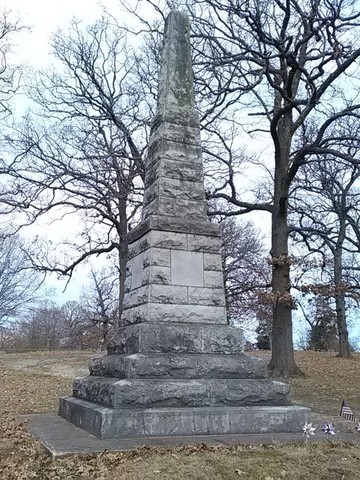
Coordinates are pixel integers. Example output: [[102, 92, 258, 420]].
[[1, 350, 360, 479]]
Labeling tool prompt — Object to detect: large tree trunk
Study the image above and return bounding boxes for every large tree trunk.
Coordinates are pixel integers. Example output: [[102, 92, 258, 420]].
[[268, 113, 302, 378], [268, 190, 302, 377], [118, 195, 129, 326], [334, 226, 351, 357]]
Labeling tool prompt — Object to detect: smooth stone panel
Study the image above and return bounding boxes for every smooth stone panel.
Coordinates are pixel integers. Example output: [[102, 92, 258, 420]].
[[130, 252, 145, 289], [90, 353, 268, 379], [171, 250, 204, 287]]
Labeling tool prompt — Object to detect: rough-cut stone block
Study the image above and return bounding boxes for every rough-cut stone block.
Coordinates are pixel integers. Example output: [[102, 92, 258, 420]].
[[106, 323, 245, 355], [148, 266, 171, 285], [161, 177, 205, 200], [188, 234, 221, 253], [143, 248, 171, 267], [123, 285, 149, 309], [143, 197, 207, 220], [150, 121, 201, 146], [90, 352, 268, 380], [171, 250, 204, 287], [128, 234, 151, 259], [122, 304, 227, 325], [73, 377, 290, 409], [204, 253, 223, 271], [148, 138, 203, 165], [188, 287, 225, 306], [59, 397, 310, 439], [127, 216, 221, 245], [146, 158, 203, 187], [149, 216, 221, 237], [151, 109, 200, 130], [149, 284, 188, 304], [204, 271, 224, 288], [150, 231, 188, 250]]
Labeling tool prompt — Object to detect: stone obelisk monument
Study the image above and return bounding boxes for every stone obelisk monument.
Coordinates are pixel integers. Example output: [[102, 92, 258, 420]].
[[59, 11, 309, 439]]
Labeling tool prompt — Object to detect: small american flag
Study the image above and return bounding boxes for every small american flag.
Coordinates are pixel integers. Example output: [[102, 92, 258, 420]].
[[340, 400, 355, 421]]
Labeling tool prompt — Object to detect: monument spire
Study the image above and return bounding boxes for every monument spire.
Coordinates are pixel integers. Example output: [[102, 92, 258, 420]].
[[157, 11, 196, 117], [142, 10, 207, 222], [59, 11, 309, 442]]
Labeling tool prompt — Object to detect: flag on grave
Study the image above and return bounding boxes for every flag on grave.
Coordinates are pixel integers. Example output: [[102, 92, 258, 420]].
[[340, 400, 355, 421]]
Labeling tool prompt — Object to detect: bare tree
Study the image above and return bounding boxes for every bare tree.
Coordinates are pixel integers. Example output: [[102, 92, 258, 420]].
[[220, 217, 271, 324], [291, 157, 360, 357], [134, 0, 360, 376], [0, 11, 25, 118], [18, 301, 61, 350], [0, 233, 42, 326], [80, 267, 119, 340], [1, 17, 146, 320]]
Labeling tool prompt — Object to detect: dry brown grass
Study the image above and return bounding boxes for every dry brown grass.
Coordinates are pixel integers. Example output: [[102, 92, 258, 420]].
[[1, 349, 360, 479]]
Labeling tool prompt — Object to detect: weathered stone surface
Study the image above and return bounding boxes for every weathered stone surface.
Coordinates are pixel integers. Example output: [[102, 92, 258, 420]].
[[90, 353, 268, 379], [73, 377, 290, 409], [143, 248, 171, 267], [149, 284, 188, 304], [59, 397, 310, 439], [188, 234, 221, 253], [142, 197, 207, 220], [150, 122, 201, 145], [156, 11, 196, 114], [147, 138, 203, 167], [121, 303, 227, 325], [143, 178, 205, 206], [145, 158, 203, 187], [171, 250, 204, 286], [188, 287, 225, 306], [204, 271, 224, 288], [128, 231, 187, 259], [127, 216, 221, 244], [60, 10, 309, 441], [204, 253, 223, 271], [106, 323, 244, 355]]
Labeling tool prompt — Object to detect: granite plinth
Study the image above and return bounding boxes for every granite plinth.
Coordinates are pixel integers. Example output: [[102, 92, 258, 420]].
[[59, 398, 310, 440], [89, 352, 268, 379], [106, 322, 245, 355], [72, 377, 290, 409]]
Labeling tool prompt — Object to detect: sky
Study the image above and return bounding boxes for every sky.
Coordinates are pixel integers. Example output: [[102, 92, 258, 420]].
[[2, 0, 111, 302], [3, 1, 356, 347]]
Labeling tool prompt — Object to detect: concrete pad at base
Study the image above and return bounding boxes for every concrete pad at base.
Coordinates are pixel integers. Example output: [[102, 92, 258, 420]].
[[22, 413, 360, 458]]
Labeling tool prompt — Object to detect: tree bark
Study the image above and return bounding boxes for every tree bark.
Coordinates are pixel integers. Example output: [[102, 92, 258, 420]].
[[334, 222, 351, 357], [268, 113, 303, 378], [117, 194, 129, 326]]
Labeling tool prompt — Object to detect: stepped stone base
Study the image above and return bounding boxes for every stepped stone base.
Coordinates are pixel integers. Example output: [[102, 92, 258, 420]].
[[59, 397, 310, 439], [72, 377, 290, 408], [90, 353, 268, 379]]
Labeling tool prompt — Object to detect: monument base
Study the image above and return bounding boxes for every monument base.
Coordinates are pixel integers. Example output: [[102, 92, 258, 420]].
[[59, 396, 309, 439]]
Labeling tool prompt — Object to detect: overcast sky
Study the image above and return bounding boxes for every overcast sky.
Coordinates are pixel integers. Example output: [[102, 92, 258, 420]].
[[2, 0, 113, 302]]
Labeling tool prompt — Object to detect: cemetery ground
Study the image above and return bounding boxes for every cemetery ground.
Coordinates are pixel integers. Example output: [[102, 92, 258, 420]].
[[0, 351, 360, 480]]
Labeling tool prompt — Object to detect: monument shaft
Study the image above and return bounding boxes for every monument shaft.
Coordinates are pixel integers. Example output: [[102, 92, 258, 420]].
[[59, 11, 309, 439]]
